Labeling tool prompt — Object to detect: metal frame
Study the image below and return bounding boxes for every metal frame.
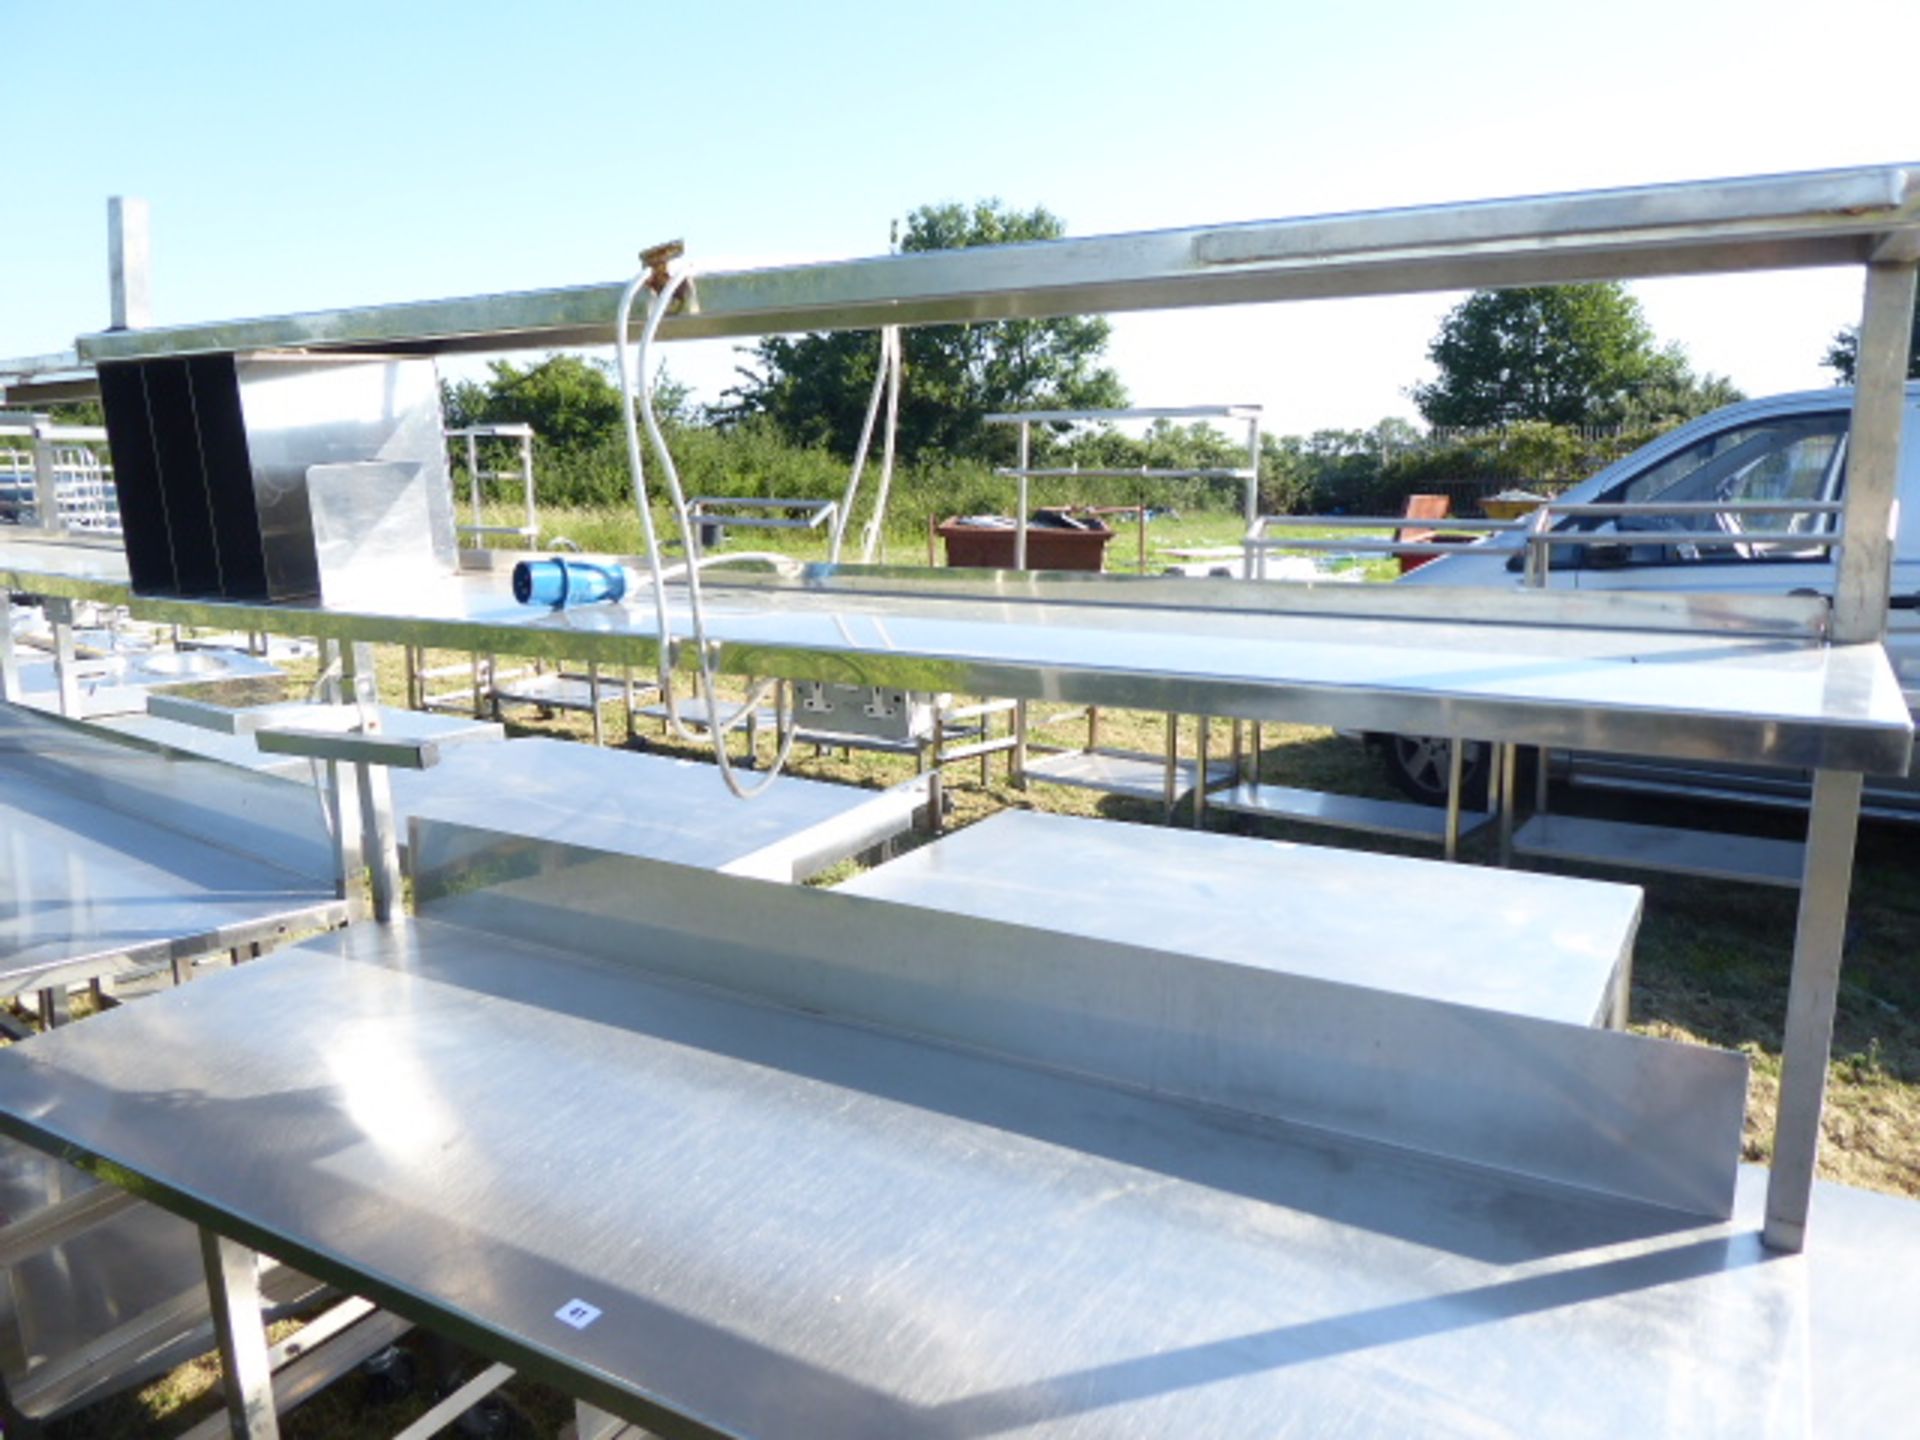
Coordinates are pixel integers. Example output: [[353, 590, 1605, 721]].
[[686, 496, 837, 556], [984, 405, 1262, 573], [447, 423, 538, 545], [0, 413, 117, 535]]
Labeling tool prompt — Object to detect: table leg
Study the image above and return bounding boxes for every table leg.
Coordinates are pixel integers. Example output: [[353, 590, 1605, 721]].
[[200, 1230, 279, 1438]]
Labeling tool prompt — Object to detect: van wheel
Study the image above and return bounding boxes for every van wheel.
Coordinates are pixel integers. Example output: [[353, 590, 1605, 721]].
[[1378, 734, 1491, 808]]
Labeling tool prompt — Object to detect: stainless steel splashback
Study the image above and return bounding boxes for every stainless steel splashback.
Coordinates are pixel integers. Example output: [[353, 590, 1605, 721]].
[[97, 351, 454, 601]]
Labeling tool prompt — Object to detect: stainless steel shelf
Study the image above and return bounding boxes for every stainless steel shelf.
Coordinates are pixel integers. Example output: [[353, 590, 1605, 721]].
[[1514, 813, 1806, 889], [1210, 780, 1495, 843], [3, 537, 1908, 775], [68, 164, 1920, 362], [1021, 746, 1235, 801], [839, 811, 1632, 1027]]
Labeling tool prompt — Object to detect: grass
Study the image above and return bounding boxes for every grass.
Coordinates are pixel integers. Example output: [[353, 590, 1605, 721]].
[[24, 505, 1920, 1434]]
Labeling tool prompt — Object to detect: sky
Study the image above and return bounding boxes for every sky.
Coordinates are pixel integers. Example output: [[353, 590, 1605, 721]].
[[3, 0, 1917, 436]]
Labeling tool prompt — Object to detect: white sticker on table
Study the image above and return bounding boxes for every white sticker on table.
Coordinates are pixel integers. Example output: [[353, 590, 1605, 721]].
[[555, 1298, 602, 1330]]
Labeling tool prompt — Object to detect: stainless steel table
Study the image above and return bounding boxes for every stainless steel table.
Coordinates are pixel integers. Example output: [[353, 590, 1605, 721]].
[[839, 810, 1639, 1026], [0, 704, 346, 999], [0, 904, 1906, 1438]]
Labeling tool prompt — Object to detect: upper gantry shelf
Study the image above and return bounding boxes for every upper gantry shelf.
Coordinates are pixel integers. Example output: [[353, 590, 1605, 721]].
[[71, 164, 1920, 362]]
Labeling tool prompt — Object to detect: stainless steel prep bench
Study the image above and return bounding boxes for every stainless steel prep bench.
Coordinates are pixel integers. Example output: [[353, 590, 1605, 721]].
[[0, 839, 1911, 1437], [0, 844, 1777, 1438]]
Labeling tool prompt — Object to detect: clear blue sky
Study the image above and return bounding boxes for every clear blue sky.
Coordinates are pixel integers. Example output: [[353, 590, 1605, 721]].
[[4, 0, 1916, 431]]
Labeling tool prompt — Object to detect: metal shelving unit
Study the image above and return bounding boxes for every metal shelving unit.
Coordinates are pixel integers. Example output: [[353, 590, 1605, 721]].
[[448, 422, 538, 546], [983, 405, 1261, 573]]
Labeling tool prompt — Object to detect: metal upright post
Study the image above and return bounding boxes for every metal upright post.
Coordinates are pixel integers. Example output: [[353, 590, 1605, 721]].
[[1832, 260, 1917, 644], [30, 425, 61, 535], [1495, 743, 1517, 866], [1162, 714, 1179, 822], [1015, 422, 1031, 571], [1766, 767, 1866, 1251], [1764, 257, 1917, 1252], [1012, 700, 1029, 789], [520, 430, 537, 538], [1443, 738, 1465, 862], [1244, 411, 1261, 528], [45, 597, 81, 718], [0, 598, 21, 704], [466, 433, 482, 530], [1194, 717, 1211, 829], [199, 1230, 280, 1438], [107, 196, 152, 331]]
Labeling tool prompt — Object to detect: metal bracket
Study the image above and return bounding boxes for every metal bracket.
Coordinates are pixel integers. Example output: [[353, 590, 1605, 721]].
[[639, 239, 687, 299]]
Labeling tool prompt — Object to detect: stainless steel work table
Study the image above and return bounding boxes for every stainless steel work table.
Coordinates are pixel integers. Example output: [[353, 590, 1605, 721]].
[[392, 737, 925, 881], [0, 705, 346, 999], [839, 810, 1640, 1027], [0, 904, 1910, 1438]]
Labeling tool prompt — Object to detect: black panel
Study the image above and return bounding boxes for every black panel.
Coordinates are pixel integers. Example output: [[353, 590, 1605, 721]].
[[141, 359, 224, 596], [95, 362, 178, 595], [186, 354, 269, 600]]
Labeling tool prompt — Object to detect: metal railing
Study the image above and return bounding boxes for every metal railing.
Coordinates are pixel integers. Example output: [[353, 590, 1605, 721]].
[[685, 496, 837, 557], [987, 406, 1263, 572], [447, 424, 537, 545], [1242, 499, 1846, 585], [0, 437, 120, 534]]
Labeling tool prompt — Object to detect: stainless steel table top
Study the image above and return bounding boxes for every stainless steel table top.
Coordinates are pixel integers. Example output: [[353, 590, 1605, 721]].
[[0, 704, 344, 992], [0, 759, 342, 992], [393, 738, 923, 881], [2, 537, 1910, 774], [0, 922, 1909, 1438], [839, 811, 1638, 1027]]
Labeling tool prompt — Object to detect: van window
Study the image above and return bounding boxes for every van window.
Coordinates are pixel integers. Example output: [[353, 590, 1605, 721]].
[[1589, 413, 1848, 562]]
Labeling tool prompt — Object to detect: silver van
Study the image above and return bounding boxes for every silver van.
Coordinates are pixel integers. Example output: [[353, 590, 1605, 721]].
[[1374, 383, 1920, 819]]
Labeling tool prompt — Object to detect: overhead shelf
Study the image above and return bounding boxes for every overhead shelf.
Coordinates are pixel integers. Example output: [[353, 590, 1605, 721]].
[[1, 536, 1910, 776], [64, 164, 1920, 363]]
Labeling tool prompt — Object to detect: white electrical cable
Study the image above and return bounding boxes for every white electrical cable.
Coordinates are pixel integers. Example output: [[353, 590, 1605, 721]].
[[302, 652, 346, 840], [831, 326, 898, 564], [860, 326, 903, 564], [615, 263, 800, 798]]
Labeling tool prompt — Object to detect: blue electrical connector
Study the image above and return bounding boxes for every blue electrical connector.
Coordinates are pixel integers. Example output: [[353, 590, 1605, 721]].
[[511, 557, 629, 609]]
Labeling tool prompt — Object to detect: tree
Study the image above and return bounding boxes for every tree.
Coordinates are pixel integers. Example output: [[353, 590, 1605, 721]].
[[442, 354, 694, 448], [443, 354, 624, 455], [1412, 284, 1690, 429], [1822, 292, 1920, 384], [723, 200, 1125, 460]]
